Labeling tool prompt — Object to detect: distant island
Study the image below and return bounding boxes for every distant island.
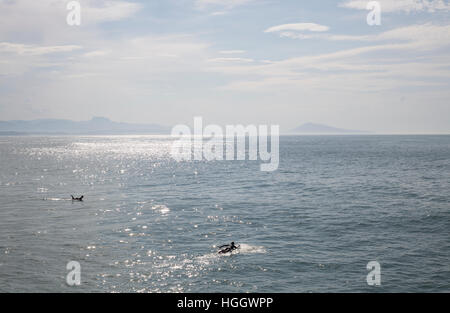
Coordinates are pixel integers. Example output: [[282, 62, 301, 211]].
[[0, 118, 369, 136], [0, 131, 28, 136], [291, 123, 368, 134], [0, 117, 171, 135]]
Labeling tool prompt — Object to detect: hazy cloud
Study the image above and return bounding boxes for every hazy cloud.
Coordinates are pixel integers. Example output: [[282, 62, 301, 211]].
[[195, 0, 253, 9], [0, 42, 82, 56], [340, 0, 450, 13], [219, 50, 246, 54]]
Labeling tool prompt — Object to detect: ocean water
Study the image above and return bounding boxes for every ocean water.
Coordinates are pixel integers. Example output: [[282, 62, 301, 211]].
[[0, 135, 449, 293]]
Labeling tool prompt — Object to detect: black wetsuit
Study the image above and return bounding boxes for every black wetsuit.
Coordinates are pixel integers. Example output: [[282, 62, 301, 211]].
[[218, 243, 238, 254], [71, 195, 84, 201]]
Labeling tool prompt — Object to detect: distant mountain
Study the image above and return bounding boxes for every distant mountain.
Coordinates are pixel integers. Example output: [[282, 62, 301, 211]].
[[292, 123, 367, 134], [0, 117, 171, 135], [0, 131, 27, 136]]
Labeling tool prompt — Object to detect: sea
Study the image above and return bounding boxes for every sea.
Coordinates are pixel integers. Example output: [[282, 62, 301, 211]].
[[0, 135, 449, 292]]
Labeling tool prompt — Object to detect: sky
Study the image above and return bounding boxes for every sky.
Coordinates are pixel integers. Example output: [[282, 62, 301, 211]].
[[0, 0, 449, 133]]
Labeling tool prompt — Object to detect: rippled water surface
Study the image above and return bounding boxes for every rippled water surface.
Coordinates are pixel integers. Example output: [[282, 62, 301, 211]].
[[0, 135, 449, 292]]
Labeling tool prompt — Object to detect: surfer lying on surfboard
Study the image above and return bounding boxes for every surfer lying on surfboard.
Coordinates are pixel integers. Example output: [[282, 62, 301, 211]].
[[71, 195, 84, 201], [218, 242, 239, 254]]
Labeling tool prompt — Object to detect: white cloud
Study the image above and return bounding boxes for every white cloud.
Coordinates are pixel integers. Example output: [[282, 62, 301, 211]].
[[0, 42, 82, 56], [219, 50, 246, 54], [207, 57, 254, 63], [195, 0, 253, 9], [0, 0, 142, 41], [0, 0, 142, 77], [264, 21, 450, 48], [265, 23, 330, 40], [83, 1, 142, 23], [265, 23, 330, 33], [340, 0, 450, 13], [329, 23, 450, 50], [208, 23, 450, 94], [278, 32, 318, 39], [0, 32, 213, 120], [83, 50, 111, 58], [210, 11, 228, 16]]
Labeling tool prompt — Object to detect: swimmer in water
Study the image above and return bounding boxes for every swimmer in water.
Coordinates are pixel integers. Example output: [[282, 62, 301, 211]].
[[71, 195, 84, 201], [218, 242, 239, 254]]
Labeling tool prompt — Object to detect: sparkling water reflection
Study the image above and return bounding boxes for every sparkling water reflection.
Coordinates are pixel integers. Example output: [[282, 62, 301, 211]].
[[0, 135, 449, 292]]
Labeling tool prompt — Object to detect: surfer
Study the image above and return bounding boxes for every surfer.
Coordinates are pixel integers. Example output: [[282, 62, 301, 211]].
[[71, 195, 84, 201], [218, 242, 239, 254]]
